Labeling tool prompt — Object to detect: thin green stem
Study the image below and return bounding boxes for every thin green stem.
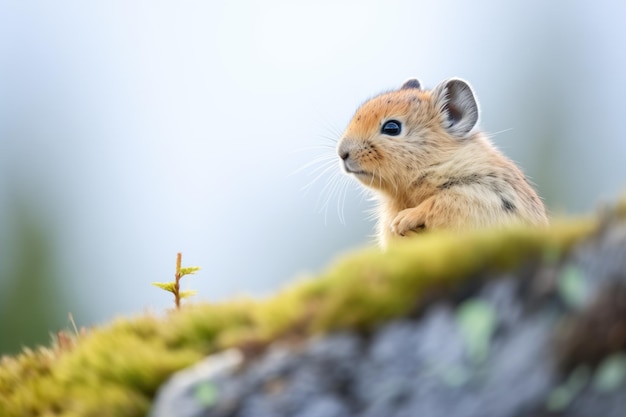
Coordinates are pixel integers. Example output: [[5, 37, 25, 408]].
[[174, 252, 182, 309]]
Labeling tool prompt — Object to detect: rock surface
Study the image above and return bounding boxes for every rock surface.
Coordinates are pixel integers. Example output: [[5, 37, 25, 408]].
[[151, 222, 626, 417]]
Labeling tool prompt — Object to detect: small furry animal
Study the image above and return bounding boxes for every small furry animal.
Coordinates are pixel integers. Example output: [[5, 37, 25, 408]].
[[337, 78, 548, 246]]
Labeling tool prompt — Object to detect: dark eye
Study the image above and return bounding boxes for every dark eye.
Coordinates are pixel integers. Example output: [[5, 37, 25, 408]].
[[381, 120, 402, 136]]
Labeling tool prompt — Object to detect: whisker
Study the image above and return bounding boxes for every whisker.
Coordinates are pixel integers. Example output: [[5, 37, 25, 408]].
[[291, 154, 337, 177], [317, 134, 339, 145], [289, 144, 336, 155], [301, 162, 339, 194], [327, 176, 343, 224], [320, 171, 344, 225], [485, 127, 514, 140], [365, 203, 379, 222], [306, 160, 339, 179], [337, 176, 351, 225], [318, 170, 341, 207], [317, 120, 343, 142]]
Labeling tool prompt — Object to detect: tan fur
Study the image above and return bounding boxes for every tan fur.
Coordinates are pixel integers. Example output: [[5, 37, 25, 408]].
[[337, 78, 548, 247]]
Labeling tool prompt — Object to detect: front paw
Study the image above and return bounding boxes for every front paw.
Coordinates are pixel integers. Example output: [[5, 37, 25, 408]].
[[391, 208, 426, 237]]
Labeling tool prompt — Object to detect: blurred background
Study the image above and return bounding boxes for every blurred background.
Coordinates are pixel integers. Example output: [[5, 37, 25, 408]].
[[1, 0, 625, 354]]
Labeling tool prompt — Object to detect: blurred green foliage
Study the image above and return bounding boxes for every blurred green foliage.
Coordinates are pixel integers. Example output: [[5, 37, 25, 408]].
[[0, 192, 68, 355]]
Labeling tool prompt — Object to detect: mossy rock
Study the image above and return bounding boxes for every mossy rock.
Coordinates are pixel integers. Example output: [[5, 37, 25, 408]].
[[0, 212, 604, 416]]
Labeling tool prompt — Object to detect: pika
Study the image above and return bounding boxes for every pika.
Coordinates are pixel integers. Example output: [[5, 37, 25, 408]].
[[337, 78, 548, 246]]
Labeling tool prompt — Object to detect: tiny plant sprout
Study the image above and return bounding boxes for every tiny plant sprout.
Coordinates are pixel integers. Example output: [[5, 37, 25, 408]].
[[152, 252, 201, 309]]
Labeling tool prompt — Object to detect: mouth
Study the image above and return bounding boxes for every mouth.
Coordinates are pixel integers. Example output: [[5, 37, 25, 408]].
[[348, 169, 371, 178], [342, 160, 370, 177], [344, 167, 371, 178]]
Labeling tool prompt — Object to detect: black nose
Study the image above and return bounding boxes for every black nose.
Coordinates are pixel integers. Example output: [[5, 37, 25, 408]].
[[339, 150, 349, 160]]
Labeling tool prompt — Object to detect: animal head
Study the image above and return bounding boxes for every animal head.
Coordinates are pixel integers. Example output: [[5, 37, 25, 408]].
[[337, 78, 479, 193]]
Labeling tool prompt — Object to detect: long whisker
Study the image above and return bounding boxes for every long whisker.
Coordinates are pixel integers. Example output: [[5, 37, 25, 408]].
[[292, 154, 337, 177], [307, 160, 339, 180], [328, 175, 343, 225], [317, 120, 342, 142], [337, 176, 351, 225], [302, 161, 339, 194], [318, 169, 341, 206], [485, 127, 514, 139], [320, 171, 344, 225], [289, 144, 336, 155]]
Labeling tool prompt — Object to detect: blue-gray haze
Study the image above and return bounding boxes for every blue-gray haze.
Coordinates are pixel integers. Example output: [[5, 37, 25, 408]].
[[0, 0, 625, 351]]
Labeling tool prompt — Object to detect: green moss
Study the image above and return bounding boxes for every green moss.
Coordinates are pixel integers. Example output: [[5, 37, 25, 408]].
[[0, 218, 596, 417]]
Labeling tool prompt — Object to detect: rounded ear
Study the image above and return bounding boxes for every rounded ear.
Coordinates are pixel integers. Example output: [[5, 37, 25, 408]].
[[432, 78, 479, 137], [400, 78, 421, 90]]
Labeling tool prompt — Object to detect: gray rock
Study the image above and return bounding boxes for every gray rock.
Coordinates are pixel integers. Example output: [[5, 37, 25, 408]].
[[151, 220, 626, 417], [150, 349, 243, 417], [292, 395, 349, 417]]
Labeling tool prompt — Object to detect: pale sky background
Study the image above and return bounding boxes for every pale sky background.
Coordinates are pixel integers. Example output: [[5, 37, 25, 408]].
[[1, 0, 625, 351]]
